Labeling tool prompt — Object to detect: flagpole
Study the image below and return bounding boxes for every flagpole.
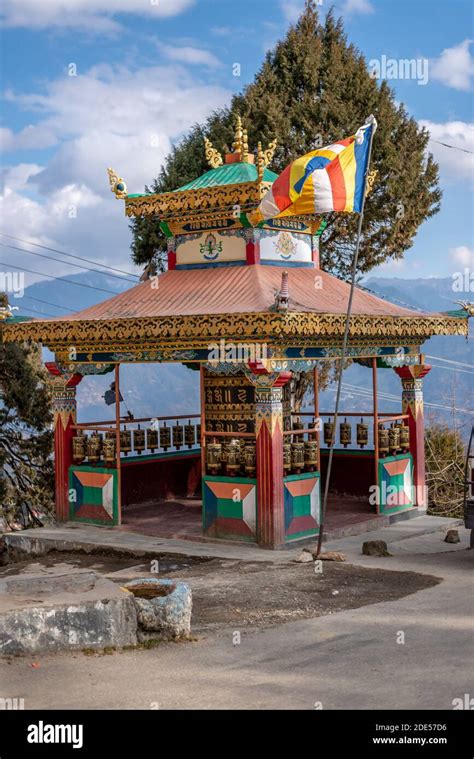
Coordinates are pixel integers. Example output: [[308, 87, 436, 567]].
[[315, 117, 376, 557]]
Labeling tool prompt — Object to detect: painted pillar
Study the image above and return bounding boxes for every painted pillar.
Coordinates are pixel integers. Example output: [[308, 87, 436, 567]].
[[249, 368, 291, 548], [394, 364, 431, 508], [46, 363, 83, 521], [245, 228, 260, 265]]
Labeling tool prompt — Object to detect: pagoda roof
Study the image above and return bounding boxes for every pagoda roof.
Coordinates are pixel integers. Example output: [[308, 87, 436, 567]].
[[173, 162, 278, 192], [2, 265, 468, 357]]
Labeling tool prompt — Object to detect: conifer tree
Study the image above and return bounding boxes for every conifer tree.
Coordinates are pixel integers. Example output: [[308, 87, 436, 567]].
[[0, 296, 54, 525], [130, 1, 441, 278]]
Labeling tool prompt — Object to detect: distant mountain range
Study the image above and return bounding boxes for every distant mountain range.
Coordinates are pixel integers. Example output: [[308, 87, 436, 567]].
[[15, 270, 473, 432]]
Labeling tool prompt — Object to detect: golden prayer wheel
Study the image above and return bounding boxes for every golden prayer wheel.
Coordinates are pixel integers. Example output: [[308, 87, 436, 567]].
[[133, 425, 146, 455], [378, 425, 389, 457], [389, 424, 401, 455], [291, 441, 305, 473], [304, 440, 318, 471], [283, 442, 292, 473], [72, 431, 86, 464], [225, 438, 241, 476], [184, 420, 195, 448], [159, 423, 171, 451], [207, 442, 222, 475], [103, 435, 116, 467], [324, 421, 335, 447], [196, 424, 201, 445], [339, 419, 352, 448], [87, 432, 102, 464], [356, 420, 369, 448], [147, 428, 158, 453], [244, 442, 256, 476], [120, 427, 132, 455], [399, 423, 410, 452], [172, 423, 184, 450]]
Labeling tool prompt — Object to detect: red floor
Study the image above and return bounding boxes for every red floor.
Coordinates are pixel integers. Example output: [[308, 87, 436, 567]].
[[119, 495, 383, 542]]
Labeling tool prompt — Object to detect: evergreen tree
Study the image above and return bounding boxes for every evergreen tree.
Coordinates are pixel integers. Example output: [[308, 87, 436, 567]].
[[0, 296, 54, 526], [130, 1, 441, 278]]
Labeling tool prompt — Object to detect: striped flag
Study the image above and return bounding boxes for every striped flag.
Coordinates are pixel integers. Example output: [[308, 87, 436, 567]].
[[251, 116, 377, 224]]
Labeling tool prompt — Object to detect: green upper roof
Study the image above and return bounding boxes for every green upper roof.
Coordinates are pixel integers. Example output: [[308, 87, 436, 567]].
[[175, 162, 277, 191]]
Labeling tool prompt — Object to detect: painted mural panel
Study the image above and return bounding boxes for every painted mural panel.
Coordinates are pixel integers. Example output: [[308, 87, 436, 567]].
[[259, 230, 313, 265], [176, 230, 246, 266]]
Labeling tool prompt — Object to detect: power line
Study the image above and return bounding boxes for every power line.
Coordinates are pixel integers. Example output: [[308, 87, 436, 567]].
[[426, 354, 474, 369], [0, 233, 140, 280], [15, 306, 58, 318], [21, 295, 74, 312], [429, 138, 474, 155], [0, 242, 137, 285], [429, 363, 474, 376], [0, 261, 118, 295]]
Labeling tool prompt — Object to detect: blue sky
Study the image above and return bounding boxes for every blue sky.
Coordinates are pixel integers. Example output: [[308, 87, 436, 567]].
[[1, 0, 473, 290]]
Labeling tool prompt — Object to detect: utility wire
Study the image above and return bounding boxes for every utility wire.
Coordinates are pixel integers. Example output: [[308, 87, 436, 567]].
[[21, 295, 74, 312], [0, 233, 140, 280], [0, 261, 118, 295], [0, 242, 137, 285], [426, 354, 474, 369], [429, 138, 474, 155], [16, 306, 58, 318]]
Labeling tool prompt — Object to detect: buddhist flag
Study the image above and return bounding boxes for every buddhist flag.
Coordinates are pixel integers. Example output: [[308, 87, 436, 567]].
[[251, 116, 377, 224]]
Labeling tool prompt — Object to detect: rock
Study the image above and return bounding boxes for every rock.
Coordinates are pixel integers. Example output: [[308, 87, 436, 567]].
[[294, 551, 313, 563], [313, 551, 346, 562], [125, 578, 192, 640], [444, 529, 460, 544], [362, 540, 391, 557]]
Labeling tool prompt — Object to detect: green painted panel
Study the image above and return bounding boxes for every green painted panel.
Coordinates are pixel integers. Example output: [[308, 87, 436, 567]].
[[217, 498, 243, 520], [292, 494, 310, 517]]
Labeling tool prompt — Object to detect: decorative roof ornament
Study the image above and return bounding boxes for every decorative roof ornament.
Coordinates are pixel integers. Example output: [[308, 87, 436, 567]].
[[276, 270, 289, 312], [365, 168, 378, 197], [455, 300, 474, 317], [0, 303, 18, 321], [232, 116, 249, 162], [107, 168, 127, 199], [257, 138, 278, 180], [204, 138, 223, 169]]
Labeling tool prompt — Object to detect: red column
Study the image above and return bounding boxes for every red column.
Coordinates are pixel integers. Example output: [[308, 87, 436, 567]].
[[246, 229, 260, 265], [394, 364, 431, 508], [46, 363, 82, 521], [251, 369, 291, 548]]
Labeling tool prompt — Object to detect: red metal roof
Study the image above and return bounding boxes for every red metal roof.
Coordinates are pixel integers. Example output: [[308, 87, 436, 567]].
[[41, 265, 424, 322]]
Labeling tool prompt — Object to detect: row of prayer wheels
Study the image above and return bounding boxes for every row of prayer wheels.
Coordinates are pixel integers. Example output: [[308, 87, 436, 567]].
[[323, 419, 369, 448], [284, 440, 318, 474], [378, 422, 410, 457], [206, 439, 256, 477], [72, 421, 201, 466]]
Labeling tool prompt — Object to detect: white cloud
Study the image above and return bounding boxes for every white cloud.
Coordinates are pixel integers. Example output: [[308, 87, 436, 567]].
[[157, 44, 220, 68], [0, 63, 231, 284], [419, 120, 474, 183], [280, 0, 306, 24], [0, 0, 195, 32], [430, 40, 474, 91], [342, 0, 374, 14], [450, 246, 474, 268]]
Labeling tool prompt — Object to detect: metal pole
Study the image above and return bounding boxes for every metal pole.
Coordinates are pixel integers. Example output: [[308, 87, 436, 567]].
[[372, 356, 380, 513], [315, 120, 376, 556], [114, 364, 122, 524], [200, 365, 206, 478], [314, 366, 321, 471]]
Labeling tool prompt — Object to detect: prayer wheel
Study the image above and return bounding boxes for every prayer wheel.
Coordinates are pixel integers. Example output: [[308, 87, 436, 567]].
[[244, 442, 256, 476], [291, 441, 305, 473], [389, 424, 401, 455], [120, 427, 132, 455], [225, 438, 241, 476], [339, 418, 352, 448], [324, 421, 335, 447], [304, 440, 318, 472], [399, 423, 410, 452], [207, 442, 222, 475], [378, 425, 389, 457], [283, 442, 292, 473], [72, 431, 86, 464], [196, 424, 201, 445], [147, 428, 158, 453], [133, 425, 146, 455], [184, 420, 195, 448], [87, 432, 102, 464], [159, 423, 171, 451], [103, 435, 116, 467], [172, 423, 184, 450], [356, 419, 369, 448]]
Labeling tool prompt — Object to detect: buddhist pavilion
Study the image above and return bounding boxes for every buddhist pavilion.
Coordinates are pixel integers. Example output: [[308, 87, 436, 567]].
[[3, 119, 469, 549]]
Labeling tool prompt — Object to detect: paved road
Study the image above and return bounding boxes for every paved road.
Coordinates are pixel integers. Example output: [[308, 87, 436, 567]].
[[2, 521, 473, 710]]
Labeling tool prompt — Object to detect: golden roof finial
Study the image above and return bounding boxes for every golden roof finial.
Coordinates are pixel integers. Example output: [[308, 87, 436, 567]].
[[232, 116, 249, 162], [107, 168, 127, 199], [204, 137, 223, 169], [256, 138, 278, 179]]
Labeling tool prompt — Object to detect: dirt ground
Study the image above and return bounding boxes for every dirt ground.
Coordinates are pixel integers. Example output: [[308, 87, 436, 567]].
[[0, 549, 441, 636]]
